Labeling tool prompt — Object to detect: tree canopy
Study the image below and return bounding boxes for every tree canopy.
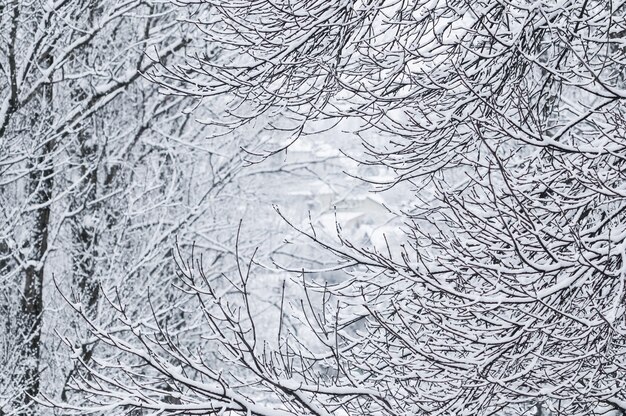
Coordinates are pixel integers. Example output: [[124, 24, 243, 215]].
[[2, 0, 626, 415]]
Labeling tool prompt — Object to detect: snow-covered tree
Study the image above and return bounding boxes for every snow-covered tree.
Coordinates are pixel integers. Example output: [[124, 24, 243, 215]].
[[1, 2, 314, 414], [49, 0, 626, 415], [0, 2, 192, 413]]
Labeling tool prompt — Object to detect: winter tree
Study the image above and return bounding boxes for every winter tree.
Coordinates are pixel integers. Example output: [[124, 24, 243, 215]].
[[15, 0, 626, 415], [0, 1, 321, 415], [0, 2, 193, 413]]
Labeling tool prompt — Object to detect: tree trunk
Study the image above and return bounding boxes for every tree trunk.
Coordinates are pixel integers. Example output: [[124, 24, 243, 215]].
[[16, 55, 54, 416]]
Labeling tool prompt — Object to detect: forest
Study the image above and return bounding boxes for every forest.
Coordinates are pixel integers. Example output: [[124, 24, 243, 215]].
[[1, 0, 626, 415]]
